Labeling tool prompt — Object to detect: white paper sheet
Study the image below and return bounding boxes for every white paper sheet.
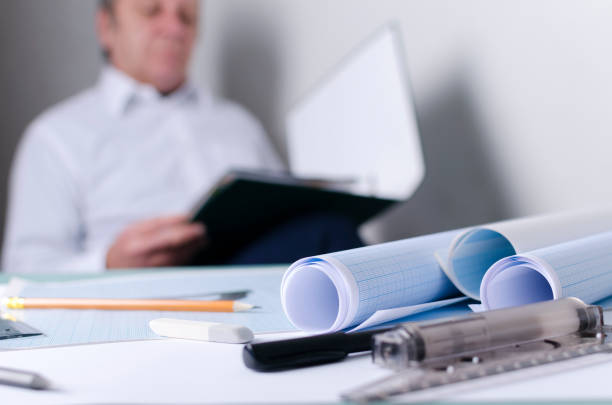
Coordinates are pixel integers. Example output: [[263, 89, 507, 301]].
[[479, 230, 612, 310]]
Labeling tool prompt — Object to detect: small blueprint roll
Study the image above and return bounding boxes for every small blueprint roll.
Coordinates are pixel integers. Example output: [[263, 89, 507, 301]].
[[280, 230, 461, 333], [480, 230, 612, 310], [440, 209, 612, 299]]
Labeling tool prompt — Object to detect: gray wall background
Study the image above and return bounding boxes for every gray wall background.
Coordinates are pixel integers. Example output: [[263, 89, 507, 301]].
[[0, 0, 100, 256], [1, 0, 612, 255]]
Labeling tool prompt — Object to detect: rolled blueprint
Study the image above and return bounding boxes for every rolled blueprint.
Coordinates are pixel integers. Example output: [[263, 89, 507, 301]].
[[281, 208, 612, 332], [480, 230, 612, 310], [439, 208, 612, 299], [281, 230, 462, 333]]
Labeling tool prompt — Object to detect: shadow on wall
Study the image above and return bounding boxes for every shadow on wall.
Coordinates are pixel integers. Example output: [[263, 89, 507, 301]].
[[215, 8, 287, 160], [212, 11, 511, 243], [0, 1, 99, 259], [365, 65, 511, 242]]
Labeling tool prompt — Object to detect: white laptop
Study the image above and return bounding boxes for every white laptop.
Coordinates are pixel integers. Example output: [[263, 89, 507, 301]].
[[286, 25, 425, 200]]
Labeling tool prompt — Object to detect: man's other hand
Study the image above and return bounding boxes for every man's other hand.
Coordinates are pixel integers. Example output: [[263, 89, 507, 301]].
[[106, 215, 206, 268]]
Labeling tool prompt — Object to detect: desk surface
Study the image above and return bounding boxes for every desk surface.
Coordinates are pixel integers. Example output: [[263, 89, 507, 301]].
[[0, 264, 286, 283], [1, 269, 612, 404], [1, 331, 612, 404]]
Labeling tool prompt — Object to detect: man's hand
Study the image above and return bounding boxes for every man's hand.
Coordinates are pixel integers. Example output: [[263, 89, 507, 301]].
[[106, 215, 207, 269]]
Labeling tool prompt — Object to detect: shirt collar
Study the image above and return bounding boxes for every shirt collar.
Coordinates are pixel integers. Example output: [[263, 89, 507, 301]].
[[98, 65, 200, 117]]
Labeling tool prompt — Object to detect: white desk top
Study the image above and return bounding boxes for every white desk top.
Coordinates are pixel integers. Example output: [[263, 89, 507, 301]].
[[2, 272, 612, 403], [1, 332, 612, 404], [0, 333, 388, 404]]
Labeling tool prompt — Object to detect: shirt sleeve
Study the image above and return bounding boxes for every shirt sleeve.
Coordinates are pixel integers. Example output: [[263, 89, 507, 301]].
[[1, 122, 106, 274]]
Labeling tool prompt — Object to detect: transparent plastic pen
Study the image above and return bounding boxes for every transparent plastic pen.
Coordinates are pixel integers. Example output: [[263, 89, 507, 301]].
[[372, 297, 603, 370]]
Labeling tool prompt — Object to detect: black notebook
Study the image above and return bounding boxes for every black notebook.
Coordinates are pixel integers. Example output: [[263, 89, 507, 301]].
[[190, 170, 396, 262]]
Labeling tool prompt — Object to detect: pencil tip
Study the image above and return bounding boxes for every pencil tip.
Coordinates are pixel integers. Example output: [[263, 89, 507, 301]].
[[233, 302, 259, 312]]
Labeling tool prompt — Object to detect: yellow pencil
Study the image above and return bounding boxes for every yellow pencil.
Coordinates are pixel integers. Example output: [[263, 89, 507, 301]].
[[1, 297, 255, 312]]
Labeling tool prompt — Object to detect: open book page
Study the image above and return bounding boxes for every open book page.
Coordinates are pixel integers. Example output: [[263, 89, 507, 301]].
[[0, 268, 294, 349], [480, 230, 612, 310], [441, 208, 612, 299]]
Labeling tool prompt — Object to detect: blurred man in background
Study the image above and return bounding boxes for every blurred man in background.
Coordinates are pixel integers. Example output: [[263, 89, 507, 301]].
[[2, 0, 361, 273]]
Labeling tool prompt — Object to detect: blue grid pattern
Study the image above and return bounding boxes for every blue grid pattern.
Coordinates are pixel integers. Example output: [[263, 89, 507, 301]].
[[450, 229, 516, 297], [535, 231, 612, 303], [0, 269, 294, 349], [329, 230, 461, 325]]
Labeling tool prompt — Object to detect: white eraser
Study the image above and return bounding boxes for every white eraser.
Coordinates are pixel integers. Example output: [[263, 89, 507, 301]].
[[149, 318, 254, 344]]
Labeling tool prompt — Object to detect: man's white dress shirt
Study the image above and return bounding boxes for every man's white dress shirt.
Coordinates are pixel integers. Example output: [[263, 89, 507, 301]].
[[2, 67, 283, 273]]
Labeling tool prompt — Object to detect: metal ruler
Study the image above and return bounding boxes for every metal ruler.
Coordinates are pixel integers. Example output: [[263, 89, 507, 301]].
[[0, 316, 42, 340]]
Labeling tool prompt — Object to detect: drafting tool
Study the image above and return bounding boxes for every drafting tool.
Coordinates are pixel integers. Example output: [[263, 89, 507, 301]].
[[343, 298, 612, 402], [2, 297, 256, 312], [0, 316, 43, 340]]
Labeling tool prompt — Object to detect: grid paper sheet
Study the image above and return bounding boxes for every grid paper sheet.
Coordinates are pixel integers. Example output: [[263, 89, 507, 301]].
[[443, 208, 612, 300], [329, 230, 461, 326], [0, 268, 295, 349]]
